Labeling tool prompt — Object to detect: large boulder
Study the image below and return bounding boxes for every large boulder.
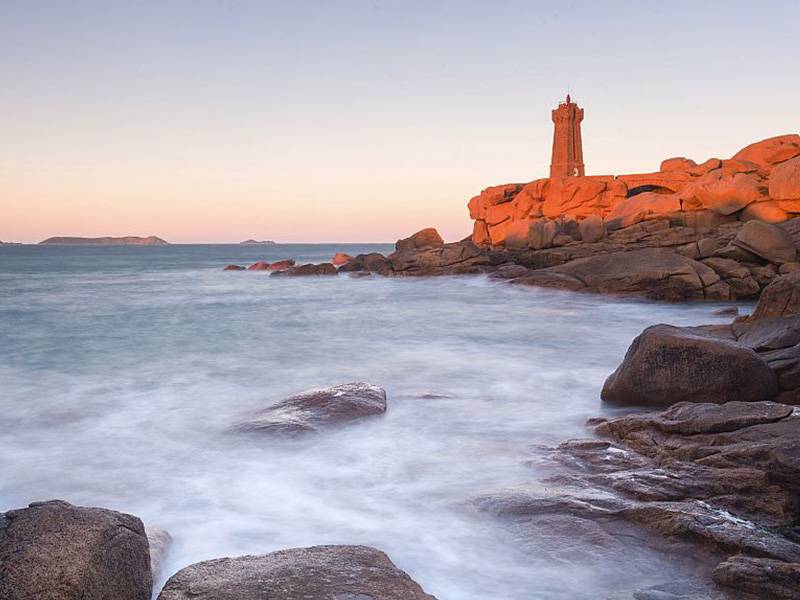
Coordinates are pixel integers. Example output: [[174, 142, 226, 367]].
[[770, 155, 800, 201], [601, 324, 779, 406], [732, 134, 800, 167], [338, 252, 392, 274], [605, 192, 681, 227], [680, 170, 764, 215], [732, 220, 797, 265], [749, 270, 800, 320], [0, 500, 152, 600], [514, 248, 717, 301], [395, 228, 443, 253], [246, 261, 270, 271], [332, 253, 353, 266], [233, 382, 387, 435], [157, 545, 437, 600]]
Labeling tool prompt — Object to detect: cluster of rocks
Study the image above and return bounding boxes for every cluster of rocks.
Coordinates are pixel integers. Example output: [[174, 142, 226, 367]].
[[469, 134, 800, 248], [475, 266, 800, 599], [0, 500, 435, 600]]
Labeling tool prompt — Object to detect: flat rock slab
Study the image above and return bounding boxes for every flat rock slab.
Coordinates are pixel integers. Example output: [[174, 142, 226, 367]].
[[157, 545, 437, 600], [0, 499, 152, 600], [233, 382, 387, 435]]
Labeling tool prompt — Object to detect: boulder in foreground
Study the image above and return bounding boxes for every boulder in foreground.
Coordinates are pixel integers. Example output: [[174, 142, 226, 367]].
[[157, 545, 437, 600], [0, 499, 152, 600], [601, 324, 778, 406], [233, 382, 387, 435]]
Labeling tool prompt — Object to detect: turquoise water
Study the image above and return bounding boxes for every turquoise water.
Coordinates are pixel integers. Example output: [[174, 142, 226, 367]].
[[0, 245, 737, 599]]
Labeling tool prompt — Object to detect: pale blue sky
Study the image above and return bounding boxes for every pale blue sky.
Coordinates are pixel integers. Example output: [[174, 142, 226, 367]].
[[2, 0, 799, 242]]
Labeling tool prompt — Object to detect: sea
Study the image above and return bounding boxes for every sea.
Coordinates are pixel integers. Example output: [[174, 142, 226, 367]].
[[0, 243, 739, 599]]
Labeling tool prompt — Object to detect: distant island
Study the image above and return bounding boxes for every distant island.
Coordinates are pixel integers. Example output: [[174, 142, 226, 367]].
[[0, 240, 22, 245], [239, 239, 276, 244], [39, 236, 170, 245]]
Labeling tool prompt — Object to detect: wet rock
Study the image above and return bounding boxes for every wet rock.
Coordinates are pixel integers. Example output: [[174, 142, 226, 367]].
[[246, 261, 270, 271], [748, 271, 800, 320], [601, 324, 779, 406], [146, 525, 173, 583], [395, 228, 443, 253], [266, 259, 295, 271], [157, 545, 437, 600], [271, 263, 338, 277], [233, 382, 386, 435], [0, 499, 152, 600], [488, 263, 532, 279], [338, 252, 392, 274], [223, 265, 245, 270], [732, 220, 797, 265], [712, 556, 800, 600]]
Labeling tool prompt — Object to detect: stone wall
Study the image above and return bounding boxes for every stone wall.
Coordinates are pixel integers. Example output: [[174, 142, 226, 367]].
[[469, 134, 800, 249]]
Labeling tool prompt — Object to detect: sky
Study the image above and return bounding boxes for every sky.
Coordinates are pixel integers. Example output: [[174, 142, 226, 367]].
[[2, 0, 799, 243]]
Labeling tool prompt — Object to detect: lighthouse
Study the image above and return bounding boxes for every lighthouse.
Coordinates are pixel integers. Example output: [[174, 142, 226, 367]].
[[550, 95, 585, 178]]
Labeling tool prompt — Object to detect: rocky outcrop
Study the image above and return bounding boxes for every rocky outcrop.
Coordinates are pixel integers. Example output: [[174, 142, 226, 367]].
[[475, 401, 800, 600], [157, 545, 437, 600], [338, 252, 393, 275], [246, 261, 270, 270], [39, 236, 169, 245], [0, 500, 153, 600], [601, 324, 779, 406], [396, 228, 444, 252], [232, 382, 387, 435], [266, 259, 295, 271], [223, 264, 245, 270], [270, 263, 338, 277], [391, 240, 492, 276], [469, 135, 800, 259], [513, 248, 722, 301]]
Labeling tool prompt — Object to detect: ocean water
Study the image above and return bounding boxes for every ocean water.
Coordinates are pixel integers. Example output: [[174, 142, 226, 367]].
[[0, 244, 739, 599]]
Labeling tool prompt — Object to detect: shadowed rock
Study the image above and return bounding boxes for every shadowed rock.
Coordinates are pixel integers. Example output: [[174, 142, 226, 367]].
[[712, 556, 800, 600], [233, 382, 387, 435], [156, 545, 437, 600], [0, 499, 152, 600], [601, 324, 778, 406], [748, 270, 800, 320]]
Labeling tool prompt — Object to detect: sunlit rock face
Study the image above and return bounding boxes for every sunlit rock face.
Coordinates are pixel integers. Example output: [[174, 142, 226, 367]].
[[470, 134, 800, 254]]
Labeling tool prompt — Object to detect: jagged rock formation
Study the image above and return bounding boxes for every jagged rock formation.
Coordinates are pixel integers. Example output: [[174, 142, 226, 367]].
[[469, 135, 800, 249], [475, 400, 800, 600], [39, 236, 169, 245]]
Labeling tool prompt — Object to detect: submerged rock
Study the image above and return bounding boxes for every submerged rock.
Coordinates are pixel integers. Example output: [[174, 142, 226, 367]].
[[223, 265, 245, 270], [246, 261, 270, 271], [601, 324, 778, 406], [271, 263, 338, 277], [233, 382, 387, 435], [156, 545, 437, 600], [0, 499, 152, 600]]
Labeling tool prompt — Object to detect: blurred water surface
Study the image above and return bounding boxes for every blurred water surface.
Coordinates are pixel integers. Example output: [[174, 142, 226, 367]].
[[0, 244, 738, 599]]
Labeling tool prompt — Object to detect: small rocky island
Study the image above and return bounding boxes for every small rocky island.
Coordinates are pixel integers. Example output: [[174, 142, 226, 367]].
[[39, 236, 170, 245], [239, 239, 276, 244]]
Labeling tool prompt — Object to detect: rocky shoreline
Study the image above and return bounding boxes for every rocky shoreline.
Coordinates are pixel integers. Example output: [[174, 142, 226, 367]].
[[4, 271, 799, 599]]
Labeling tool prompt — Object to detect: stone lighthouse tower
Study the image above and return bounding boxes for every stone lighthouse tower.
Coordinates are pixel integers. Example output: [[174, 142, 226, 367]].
[[550, 94, 585, 178]]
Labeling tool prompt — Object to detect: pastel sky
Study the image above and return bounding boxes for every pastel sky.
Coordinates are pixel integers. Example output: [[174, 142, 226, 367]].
[[2, 0, 799, 243]]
